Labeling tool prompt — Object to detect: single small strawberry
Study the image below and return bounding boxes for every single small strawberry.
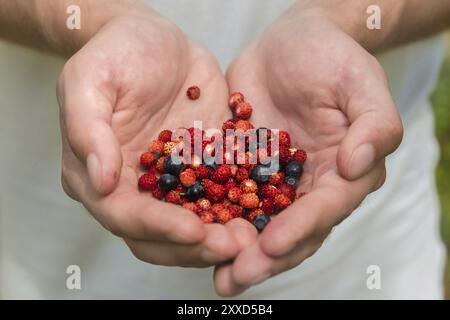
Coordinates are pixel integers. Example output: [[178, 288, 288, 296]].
[[187, 86, 201, 100], [235, 167, 249, 182], [222, 119, 236, 132], [151, 186, 165, 200], [211, 164, 232, 184], [163, 141, 178, 156], [166, 190, 184, 205], [140, 152, 158, 169], [179, 168, 197, 187], [149, 140, 165, 154], [234, 102, 253, 120], [196, 198, 212, 211], [274, 193, 292, 209], [158, 130, 173, 143], [228, 204, 243, 218], [240, 179, 258, 194], [224, 179, 237, 193], [278, 130, 291, 148], [259, 184, 279, 199], [148, 166, 157, 175], [156, 156, 166, 173], [182, 202, 200, 214], [195, 165, 210, 179], [247, 208, 264, 222], [293, 149, 307, 164], [235, 120, 254, 132], [228, 186, 243, 203], [205, 183, 227, 203], [278, 145, 292, 165], [201, 178, 214, 188], [138, 173, 158, 191], [199, 211, 215, 223], [211, 203, 226, 214], [216, 208, 233, 224], [279, 183, 296, 201], [239, 193, 259, 209], [269, 172, 285, 187], [260, 198, 276, 215], [229, 92, 245, 110]]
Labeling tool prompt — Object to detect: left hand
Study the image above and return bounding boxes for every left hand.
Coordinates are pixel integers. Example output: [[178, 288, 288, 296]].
[[214, 8, 403, 296]]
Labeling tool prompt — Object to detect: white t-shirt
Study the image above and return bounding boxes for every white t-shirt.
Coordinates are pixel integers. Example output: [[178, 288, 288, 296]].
[[0, 0, 447, 299]]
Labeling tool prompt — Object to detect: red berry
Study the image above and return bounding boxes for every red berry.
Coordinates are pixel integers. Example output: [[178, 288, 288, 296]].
[[224, 179, 237, 193], [166, 190, 184, 204], [151, 186, 165, 200], [235, 167, 249, 182], [149, 140, 164, 154], [179, 168, 197, 187], [229, 92, 245, 110], [195, 165, 210, 179], [187, 86, 201, 100], [239, 193, 259, 209], [196, 198, 212, 211], [235, 120, 254, 132], [274, 193, 292, 209], [228, 204, 243, 218], [138, 173, 158, 191], [140, 152, 157, 168], [269, 172, 285, 187], [229, 164, 238, 176], [278, 145, 292, 165], [199, 211, 215, 223], [260, 198, 275, 215], [247, 208, 264, 222], [259, 184, 279, 199], [163, 141, 178, 156], [158, 130, 173, 143], [211, 165, 232, 184], [234, 102, 253, 120], [216, 208, 233, 224], [240, 179, 258, 194], [279, 183, 296, 201], [293, 149, 307, 164], [278, 130, 291, 148], [205, 183, 227, 203], [182, 202, 200, 214], [222, 119, 236, 132], [211, 203, 225, 214], [156, 156, 166, 173], [228, 186, 243, 203]]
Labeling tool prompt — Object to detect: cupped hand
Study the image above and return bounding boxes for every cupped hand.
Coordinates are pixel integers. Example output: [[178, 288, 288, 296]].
[[58, 11, 256, 267], [215, 11, 403, 295]]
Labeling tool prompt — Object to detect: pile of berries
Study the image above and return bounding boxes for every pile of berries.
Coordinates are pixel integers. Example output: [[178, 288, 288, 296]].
[[137, 90, 307, 232]]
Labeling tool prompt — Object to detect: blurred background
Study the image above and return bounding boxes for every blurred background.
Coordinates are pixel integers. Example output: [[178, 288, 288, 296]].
[[431, 32, 450, 299]]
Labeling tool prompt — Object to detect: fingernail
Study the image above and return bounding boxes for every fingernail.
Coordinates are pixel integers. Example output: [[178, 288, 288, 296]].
[[348, 144, 375, 179], [87, 153, 102, 192], [250, 272, 271, 286], [201, 248, 221, 263]]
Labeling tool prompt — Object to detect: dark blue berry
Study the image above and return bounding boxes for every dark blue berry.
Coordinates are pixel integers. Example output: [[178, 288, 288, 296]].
[[250, 165, 270, 184], [284, 175, 299, 188], [164, 156, 185, 176], [284, 161, 303, 178], [158, 174, 179, 192], [252, 214, 271, 233], [185, 182, 204, 201]]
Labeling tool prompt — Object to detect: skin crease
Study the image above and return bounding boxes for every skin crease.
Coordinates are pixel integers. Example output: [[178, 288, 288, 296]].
[[58, 14, 258, 268], [213, 14, 403, 296]]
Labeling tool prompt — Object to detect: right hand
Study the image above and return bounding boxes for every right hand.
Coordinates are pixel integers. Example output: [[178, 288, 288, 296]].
[[58, 11, 257, 267]]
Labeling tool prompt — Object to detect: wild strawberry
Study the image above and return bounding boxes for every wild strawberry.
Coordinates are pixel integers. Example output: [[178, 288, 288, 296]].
[[279, 183, 296, 201], [195, 165, 210, 179], [179, 168, 196, 187], [211, 203, 225, 214], [151, 186, 165, 200], [211, 165, 232, 184], [138, 173, 158, 191], [216, 208, 233, 224], [201, 178, 214, 188], [247, 208, 264, 222], [234, 102, 253, 120], [140, 152, 158, 169], [235, 167, 249, 182], [239, 193, 259, 209], [149, 140, 164, 154], [240, 179, 258, 194], [293, 149, 307, 164], [163, 141, 178, 156], [148, 166, 157, 175], [166, 190, 184, 205], [259, 184, 279, 199], [156, 156, 166, 173], [224, 179, 237, 193], [260, 198, 275, 215], [278, 145, 292, 165], [205, 183, 227, 203], [222, 198, 232, 207], [229, 92, 245, 110], [269, 172, 285, 187], [182, 202, 200, 214], [199, 211, 215, 223], [228, 204, 243, 218], [274, 193, 291, 209], [235, 120, 254, 132], [158, 130, 173, 143], [196, 198, 212, 211], [222, 119, 236, 132], [228, 186, 243, 203], [278, 130, 291, 148], [187, 86, 201, 100]]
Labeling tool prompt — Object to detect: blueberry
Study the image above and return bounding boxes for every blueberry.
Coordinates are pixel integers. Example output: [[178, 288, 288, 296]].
[[242, 208, 252, 220], [284, 175, 299, 188], [164, 156, 185, 176], [284, 161, 303, 178], [250, 165, 270, 184], [158, 174, 179, 192], [185, 182, 204, 201], [252, 214, 271, 233]]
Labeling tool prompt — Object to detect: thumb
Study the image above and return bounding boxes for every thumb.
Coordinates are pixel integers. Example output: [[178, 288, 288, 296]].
[[337, 76, 403, 180], [58, 73, 122, 195]]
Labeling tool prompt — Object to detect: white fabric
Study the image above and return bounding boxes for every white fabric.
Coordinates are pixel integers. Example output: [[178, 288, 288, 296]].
[[0, 0, 447, 299]]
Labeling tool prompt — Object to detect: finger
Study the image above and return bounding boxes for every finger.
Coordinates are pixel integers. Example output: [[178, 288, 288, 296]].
[[260, 162, 385, 257], [214, 263, 248, 297], [337, 64, 403, 180], [58, 63, 122, 195], [225, 218, 258, 250]]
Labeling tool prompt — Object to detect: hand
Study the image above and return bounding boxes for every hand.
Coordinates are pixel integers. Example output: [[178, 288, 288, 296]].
[[214, 9, 403, 295], [58, 11, 256, 267]]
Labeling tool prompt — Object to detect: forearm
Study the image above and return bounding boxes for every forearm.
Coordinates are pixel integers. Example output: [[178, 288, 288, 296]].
[[296, 0, 450, 53], [0, 0, 149, 56]]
